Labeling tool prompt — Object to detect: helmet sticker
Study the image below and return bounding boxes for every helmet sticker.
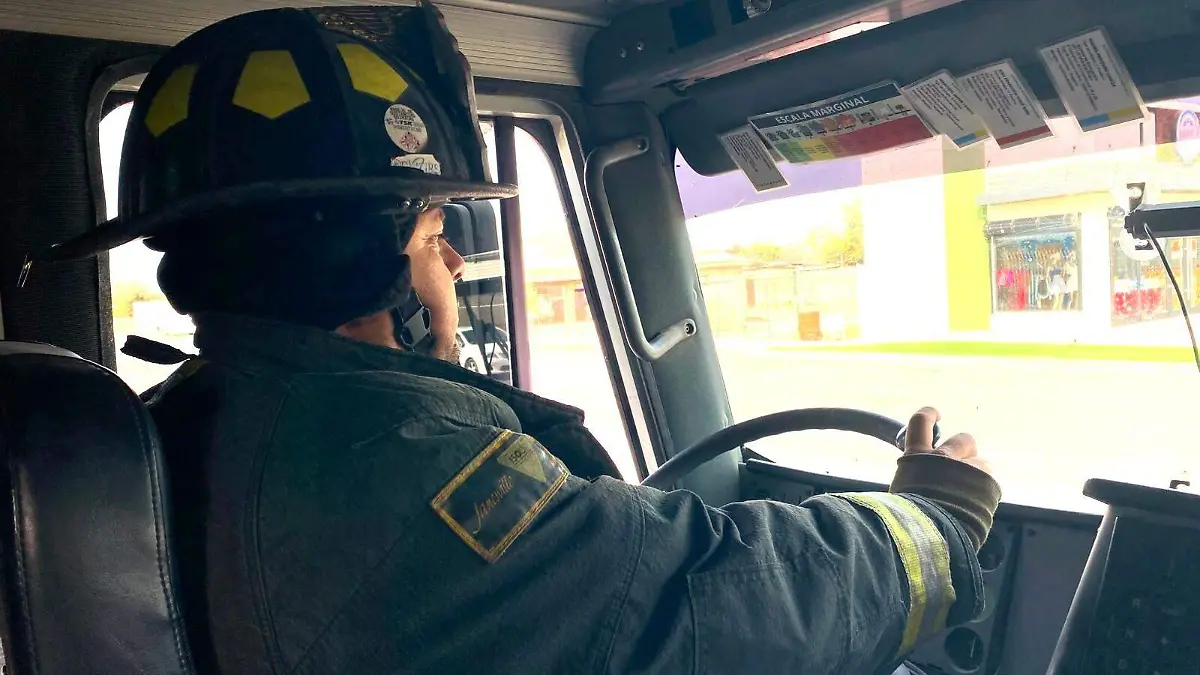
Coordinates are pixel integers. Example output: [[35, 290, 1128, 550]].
[[385, 104, 428, 152], [391, 153, 442, 175]]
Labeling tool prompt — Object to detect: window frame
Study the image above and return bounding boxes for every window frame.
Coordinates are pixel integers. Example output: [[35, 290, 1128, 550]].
[[518, 112, 654, 477], [86, 58, 156, 370], [479, 95, 656, 478]]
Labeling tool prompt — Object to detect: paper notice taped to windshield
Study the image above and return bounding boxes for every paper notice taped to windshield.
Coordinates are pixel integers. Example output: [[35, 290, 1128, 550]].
[[748, 82, 934, 164], [957, 60, 1053, 149], [902, 71, 990, 148], [719, 126, 788, 192], [1039, 27, 1146, 132]]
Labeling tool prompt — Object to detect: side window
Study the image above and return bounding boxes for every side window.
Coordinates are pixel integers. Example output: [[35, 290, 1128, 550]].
[[100, 102, 636, 479], [101, 101, 189, 394], [451, 121, 510, 382], [509, 127, 635, 479]]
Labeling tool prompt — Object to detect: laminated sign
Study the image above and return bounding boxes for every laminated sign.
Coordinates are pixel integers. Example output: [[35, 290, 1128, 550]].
[[748, 82, 934, 164], [719, 126, 788, 192], [902, 71, 990, 148], [1039, 27, 1146, 133], [957, 60, 1053, 149]]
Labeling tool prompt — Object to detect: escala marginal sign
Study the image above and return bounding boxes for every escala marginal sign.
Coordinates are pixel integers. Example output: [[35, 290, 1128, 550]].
[[749, 82, 933, 164]]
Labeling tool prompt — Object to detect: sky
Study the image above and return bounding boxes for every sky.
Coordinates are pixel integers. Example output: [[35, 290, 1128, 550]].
[[683, 188, 852, 252]]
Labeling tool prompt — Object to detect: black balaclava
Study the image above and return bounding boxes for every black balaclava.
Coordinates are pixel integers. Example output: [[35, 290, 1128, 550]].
[[152, 199, 418, 332]]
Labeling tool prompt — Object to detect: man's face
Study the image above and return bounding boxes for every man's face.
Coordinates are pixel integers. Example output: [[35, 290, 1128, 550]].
[[405, 207, 466, 363]]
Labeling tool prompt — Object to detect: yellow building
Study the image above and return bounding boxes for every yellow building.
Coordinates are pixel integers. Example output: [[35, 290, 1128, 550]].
[[942, 101, 1200, 342]]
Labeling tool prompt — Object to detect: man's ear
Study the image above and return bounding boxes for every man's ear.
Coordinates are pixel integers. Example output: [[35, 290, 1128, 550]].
[[336, 310, 402, 350]]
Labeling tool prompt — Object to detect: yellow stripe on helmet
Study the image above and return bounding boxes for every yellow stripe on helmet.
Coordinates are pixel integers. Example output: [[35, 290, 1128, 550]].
[[145, 65, 198, 137], [337, 43, 409, 102], [232, 51, 311, 120]]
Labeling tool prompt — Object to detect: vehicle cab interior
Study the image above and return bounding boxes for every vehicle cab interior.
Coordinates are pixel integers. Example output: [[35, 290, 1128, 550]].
[[3, 0, 1200, 673]]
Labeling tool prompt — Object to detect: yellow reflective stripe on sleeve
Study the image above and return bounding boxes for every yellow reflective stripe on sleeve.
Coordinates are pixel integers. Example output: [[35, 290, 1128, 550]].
[[889, 495, 955, 643], [838, 493, 955, 657]]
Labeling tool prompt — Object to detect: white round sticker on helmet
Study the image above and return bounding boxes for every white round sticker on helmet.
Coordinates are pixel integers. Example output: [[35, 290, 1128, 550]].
[[384, 104, 428, 153], [391, 154, 442, 175]]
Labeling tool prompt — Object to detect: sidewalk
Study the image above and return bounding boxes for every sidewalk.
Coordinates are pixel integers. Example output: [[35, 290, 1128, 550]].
[[946, 316, 1196, 347]]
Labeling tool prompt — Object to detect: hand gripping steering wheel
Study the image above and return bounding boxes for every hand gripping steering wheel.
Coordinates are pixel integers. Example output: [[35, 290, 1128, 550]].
[[640, 407, 940, 489]]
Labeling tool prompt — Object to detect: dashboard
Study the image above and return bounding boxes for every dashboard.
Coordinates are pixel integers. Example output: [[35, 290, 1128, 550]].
[[740, 459, 1101, 675]]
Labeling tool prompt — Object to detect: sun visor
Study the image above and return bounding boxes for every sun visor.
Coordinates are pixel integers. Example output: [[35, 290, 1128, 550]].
[[584, 0, 960, 104], [653, 0, 1199, 180]]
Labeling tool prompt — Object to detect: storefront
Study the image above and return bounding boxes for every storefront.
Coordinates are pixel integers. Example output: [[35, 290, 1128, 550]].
[[1108, 206, 1200, 326], [988, 214, 1081, 314]]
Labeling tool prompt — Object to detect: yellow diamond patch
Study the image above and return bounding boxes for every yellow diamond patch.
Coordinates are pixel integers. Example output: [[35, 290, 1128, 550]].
[[232, 51, 311, 120], [498, 436, 548, 484], [337, 43, 408, 102], [144, 65, 198, 137]]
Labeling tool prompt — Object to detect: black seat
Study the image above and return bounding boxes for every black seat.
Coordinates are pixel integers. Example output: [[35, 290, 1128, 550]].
[[0, 341, 194, 675]]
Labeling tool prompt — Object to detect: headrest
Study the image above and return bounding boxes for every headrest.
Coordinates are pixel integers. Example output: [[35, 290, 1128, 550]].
[[0, 341, 194, 675]]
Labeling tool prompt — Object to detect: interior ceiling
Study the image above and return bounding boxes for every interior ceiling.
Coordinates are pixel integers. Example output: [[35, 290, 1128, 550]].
[[0, 0, 654, 86], [498, 0, 657, 20], [0, 0, 964, 92]]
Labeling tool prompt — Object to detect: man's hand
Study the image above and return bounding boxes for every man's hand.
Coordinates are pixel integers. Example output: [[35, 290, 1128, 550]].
[[903, 407, 992, 477]]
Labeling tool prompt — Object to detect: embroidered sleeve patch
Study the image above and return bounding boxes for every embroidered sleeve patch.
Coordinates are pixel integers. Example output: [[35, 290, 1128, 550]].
[[431, 430, 569, 563]]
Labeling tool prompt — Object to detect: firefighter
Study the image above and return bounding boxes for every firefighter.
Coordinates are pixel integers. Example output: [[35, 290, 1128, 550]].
[[41, 4, 1000, 674]]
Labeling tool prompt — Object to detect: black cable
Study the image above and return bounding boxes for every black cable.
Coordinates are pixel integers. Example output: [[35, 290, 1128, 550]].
[[461, 289, 494, 376], [1143, 223, 1200, 373], [477, 289, 494, 371], [485, 290, 501, 366]]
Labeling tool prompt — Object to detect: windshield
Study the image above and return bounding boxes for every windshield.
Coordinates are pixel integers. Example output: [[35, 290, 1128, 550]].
[[678, 98, 1200, 513]]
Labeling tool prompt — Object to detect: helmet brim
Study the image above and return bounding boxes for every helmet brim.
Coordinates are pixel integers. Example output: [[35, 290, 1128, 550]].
[[38, 176, 518, 262]]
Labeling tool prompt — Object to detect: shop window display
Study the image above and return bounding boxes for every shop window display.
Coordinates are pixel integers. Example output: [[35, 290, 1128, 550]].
[[1109, 206, 1200, 325], [992, 223, 1080, 313]]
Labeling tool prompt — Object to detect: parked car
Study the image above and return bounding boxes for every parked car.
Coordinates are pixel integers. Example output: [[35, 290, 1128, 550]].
[[457, 326, 510, 379]]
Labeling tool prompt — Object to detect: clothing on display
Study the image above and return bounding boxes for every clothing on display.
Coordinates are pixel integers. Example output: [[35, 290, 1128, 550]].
[[993, 233, 1078, 312]]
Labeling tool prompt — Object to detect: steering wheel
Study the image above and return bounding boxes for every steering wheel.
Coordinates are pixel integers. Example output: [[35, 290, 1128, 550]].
[[639, 409, 942, 675], [641, 407, 940, 489]]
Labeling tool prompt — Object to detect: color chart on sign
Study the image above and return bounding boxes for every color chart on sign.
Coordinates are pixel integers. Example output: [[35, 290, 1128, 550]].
[[749, 82, 934, 164]]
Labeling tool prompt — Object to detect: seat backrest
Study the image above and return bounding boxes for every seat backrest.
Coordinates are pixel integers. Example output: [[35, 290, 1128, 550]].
[[0, 341, 194, 675]]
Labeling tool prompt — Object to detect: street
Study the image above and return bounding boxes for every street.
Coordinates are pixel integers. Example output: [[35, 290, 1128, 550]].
[[528, 341, 1200, 513], [116, 329, 1200, 514]]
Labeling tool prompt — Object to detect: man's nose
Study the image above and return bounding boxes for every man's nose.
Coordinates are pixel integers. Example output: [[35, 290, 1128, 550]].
[[442, 242, 466, 281]]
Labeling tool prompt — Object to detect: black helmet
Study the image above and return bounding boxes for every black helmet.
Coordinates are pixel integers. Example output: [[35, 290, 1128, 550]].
[[39, 2, 517, 262]]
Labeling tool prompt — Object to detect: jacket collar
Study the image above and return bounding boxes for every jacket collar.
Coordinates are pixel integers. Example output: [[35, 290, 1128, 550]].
[[191, 312, 588, 426]]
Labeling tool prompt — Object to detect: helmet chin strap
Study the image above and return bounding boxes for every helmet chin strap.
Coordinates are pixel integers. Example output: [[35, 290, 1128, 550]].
[[392, 291, 435, 354]]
